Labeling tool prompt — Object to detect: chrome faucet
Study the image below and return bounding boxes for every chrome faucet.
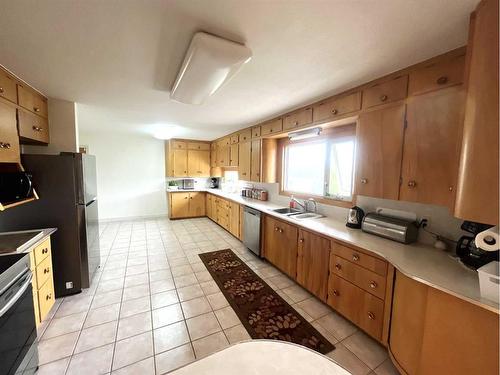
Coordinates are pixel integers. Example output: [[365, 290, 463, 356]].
[[306, 198, 318, 213], [290, 196, 306, 212]]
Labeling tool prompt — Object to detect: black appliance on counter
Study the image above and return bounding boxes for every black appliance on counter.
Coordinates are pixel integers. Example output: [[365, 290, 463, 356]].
[[0, 153, 101, 297], [0, 172, 33, 204], [0, 253, 38, 375], [456, 221, 499, 269], [209, 178, 220, 189], [346, 206, 364, 229]]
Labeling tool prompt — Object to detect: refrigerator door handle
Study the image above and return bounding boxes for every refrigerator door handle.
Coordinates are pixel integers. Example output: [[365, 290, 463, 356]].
[[85, 198, 97, 207]]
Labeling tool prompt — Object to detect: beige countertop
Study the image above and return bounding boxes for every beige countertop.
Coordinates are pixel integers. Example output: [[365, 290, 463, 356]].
[[171, 340, 350, 375], [168, 188, 499, 313], [0, 228, 57, 255]]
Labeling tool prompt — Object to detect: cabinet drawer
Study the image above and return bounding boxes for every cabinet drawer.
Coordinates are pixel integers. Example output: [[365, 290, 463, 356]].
[[33, 238, 51, 266], [331, 255, 386, 299], [38, 278, 55, 321], [172, 141, 187, 149], [239, 129, 252, 142], [328, 274, 384, 340], [35, 256, 53, 291], [283, 107, 313, 130], [187, 142, 210, 150], [230, 135, 239, 144], [332, 242, 387, 276], [260, 118, 282, 136], [251, 126, 261, 138], [17, 84, 48, 117], [18, 109, 50, 144], [408, 54, 465, 96], [0, 70, 17, 103], [313, 92, 361, 122], [362, 75, 408, 109]]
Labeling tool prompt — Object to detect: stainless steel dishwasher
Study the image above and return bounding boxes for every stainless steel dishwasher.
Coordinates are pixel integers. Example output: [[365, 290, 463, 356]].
[[243, 206, 261, 257]]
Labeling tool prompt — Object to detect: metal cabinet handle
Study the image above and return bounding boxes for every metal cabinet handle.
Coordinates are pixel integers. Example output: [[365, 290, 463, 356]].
[[332, 290, 339, 296], [275, 227, 279, 232], [299, 238, 304, 243], [368, 311, 375, 320], [0, 87, 4, 93], [34, 107, 40, 112], [369, 281, 377, 289], [331, 108, 338, 115], [42, 248, 48, 254], [360, 178, 368, 184], [293, 121, 298, 126], [46, 293, 52, 300], [352, 254, 360, 261], [32, 126, 43, 132], [335, 263, 341, 271], [436, 76, 448, 85], [408, 180, 417, 188], [279, 228, 283, 233], [380, 94, 388, 102], [44, 267, 50, 274]]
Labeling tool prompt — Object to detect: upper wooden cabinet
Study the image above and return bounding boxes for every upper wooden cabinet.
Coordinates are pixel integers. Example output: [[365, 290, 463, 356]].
[[173, 149, 188, 177], [229, 144, 239, 167], [313, 92, 361, 122], [217, 144, 230, 167], [172, 140, 186, 149], [238, 141, 251, 180], [455, 0, 499, 225], [296, 230, 330, 302], [250, 139, 261, 182], [187, 150, 210, 177], [263, 216, 298, 278], [362, 75, 408, 109], [187, 142, 210, 151], [17, 84, 48, 118], [283, 107, 313, 131], [400, 88, 464, 209], [165, 139, 212, 177], [0, 70, 17, 104], [0, 100, 20, 163], [408, 53, 465, 96], [251, 126, 261, 138], [354, 104, 406, 200], [260, 118, 282, 136], [239, 128, 252, 142], [18, 109, 50, 144], [230, 134, 239, 144]]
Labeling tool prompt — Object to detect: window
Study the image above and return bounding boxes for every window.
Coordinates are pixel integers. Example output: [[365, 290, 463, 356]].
[[282, 127, 355, 201]]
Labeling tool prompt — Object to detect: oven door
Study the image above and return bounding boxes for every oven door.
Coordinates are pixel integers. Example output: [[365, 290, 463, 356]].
[[0, 270, 37, 375]]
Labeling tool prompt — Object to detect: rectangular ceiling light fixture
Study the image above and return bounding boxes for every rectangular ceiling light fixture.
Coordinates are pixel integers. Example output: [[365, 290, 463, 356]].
[[170, 32, 252, 105], [288, 127, 322, 141]]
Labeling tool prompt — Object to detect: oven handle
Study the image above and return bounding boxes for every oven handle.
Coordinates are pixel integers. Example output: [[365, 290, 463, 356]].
[[0, 272, 33, 318]]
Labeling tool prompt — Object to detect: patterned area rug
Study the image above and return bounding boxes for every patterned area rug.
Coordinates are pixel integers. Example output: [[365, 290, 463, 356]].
[[199, 249, 335, 354]]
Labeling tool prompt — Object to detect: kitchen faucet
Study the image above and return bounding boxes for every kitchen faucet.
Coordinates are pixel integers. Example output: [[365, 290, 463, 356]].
[[290, 196, 306, 212]]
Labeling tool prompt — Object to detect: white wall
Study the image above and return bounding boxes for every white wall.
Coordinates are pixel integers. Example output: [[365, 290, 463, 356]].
[[78, 131, 167, 221], [23, 99, 78, 154]]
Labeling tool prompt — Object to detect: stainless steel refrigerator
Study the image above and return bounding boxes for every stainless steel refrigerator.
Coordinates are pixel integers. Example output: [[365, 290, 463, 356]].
[[0, 153, 101, 297]]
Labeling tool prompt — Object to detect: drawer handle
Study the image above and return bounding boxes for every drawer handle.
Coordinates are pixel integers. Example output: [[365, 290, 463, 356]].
[[0, 142, 12, 149], [380, 94, 388, 102], [332, 289, 339, 296], [32, 126, 43, 132], [34, 107, 40, 112], [352, 254, 360, 261], [369, 281, 377, 289], [279, 228, 283, 233], [331, 108, 338, 115], [407, 180, 417, 188], [360, 178, 368, 184], [46, 293, 52, 301], [368, 311, 375, 320], [335, 263, 341, 271], [436, 76, 448, 85], [42, 248, 48, 254], [242, 173, 247, 176], [299, 238, 304, 243], [294, 121, 298, 126], [275, 227, 279, 232], [0, 87, 4, 93], [44, 267, 50, 274]]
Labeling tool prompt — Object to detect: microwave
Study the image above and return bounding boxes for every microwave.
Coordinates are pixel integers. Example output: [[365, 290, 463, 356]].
[[0, 172, 33, 204]]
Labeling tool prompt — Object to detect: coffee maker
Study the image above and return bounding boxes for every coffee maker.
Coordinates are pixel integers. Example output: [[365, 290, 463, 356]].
[[456, 221, 499, 269]]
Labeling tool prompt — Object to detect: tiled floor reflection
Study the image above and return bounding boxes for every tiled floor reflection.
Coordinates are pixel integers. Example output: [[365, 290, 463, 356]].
[[36, 217, 399, 375]]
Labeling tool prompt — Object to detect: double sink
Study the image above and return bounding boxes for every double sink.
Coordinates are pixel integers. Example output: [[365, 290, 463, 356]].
[[271, 207, 323, 220]]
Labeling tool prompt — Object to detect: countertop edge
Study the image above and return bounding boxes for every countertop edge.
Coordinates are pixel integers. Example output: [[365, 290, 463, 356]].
[[0, 228, 57, 254]]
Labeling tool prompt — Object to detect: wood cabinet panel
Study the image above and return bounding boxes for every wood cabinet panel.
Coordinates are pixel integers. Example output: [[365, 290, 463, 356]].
[[229, 201, 240, 238], [33, 238, 51, 266], [296, 230, 330, 301], [455, 0, 499, 225], [331, 255, 386, 300], [354, 104, 405, 200], [173, 149, 188, 177], [0, 70, 17, 103], [400, 88, 464, 208], [362, 75, 408, 109], [210, 149, 217, 168], [188, 192, 205, 217], [187, 150, 210, 177], [327, 274, 384, 340], [0, 100, 20, 163], [408, 54, 465, 96], [260, 118, 282, 136], [170, 192, 190, 218], [238, 141, 251, 180], [313, 92, 361, 122], [251, 126, 261, 138], [172, 140, 186, 149], [217, 145, 230, 167], [230, 144, 239, 167], [38, 278, 55, 321], [187, 142, 210, 150], [239, 129, 252, 142], [332, 242, 387, 276], [17, 84, 48, 118], [250, 140, 261, 182], [206, 194, 213, 219], [230, 135, 239, 144], [18, 109, 50, 144], [283, 107, 313, 131], [35, 255, 52, 290], [263, 216, 298, 278]]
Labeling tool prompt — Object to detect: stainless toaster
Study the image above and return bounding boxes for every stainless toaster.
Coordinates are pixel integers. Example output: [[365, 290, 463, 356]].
[[361, 213, 419, 244]]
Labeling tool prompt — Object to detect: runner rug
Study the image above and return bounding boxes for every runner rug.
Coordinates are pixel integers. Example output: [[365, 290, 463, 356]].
[[199, 249, 335, 354]]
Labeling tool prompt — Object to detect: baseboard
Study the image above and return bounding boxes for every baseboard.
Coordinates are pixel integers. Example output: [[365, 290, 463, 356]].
[[98, 213, 168, 224]]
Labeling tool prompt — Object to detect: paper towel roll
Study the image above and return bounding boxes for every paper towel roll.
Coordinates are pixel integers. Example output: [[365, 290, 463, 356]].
[[475, 226, 500, 252]]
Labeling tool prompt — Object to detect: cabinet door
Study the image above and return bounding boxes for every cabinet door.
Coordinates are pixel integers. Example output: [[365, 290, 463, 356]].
[[238, 141, 251, 180], [170, 193, 190, 218], [263, 216, 298, 278], [18, 109, 50, 144], [173, 149, 188, 177], [17, 84, 48, 118], [400, 88, 464, 208], [230, 144, 239, 167], [198, 150, 210, 177], [250, 140, 261, 182], [296, 230, 330, 301], [0, 70, 17, 103], [206, 194, 212, 219], [210, 149, 217, 168], [0, 100, 20, 163], [217, 145, 230, 167], [187, 150, 199, 177], [229, 202, 240, 238], [188, 192, 205, 217], [354, 104, 405, 200]]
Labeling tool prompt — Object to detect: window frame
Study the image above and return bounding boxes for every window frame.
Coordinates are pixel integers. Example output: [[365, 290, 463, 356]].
[[278, 124, 356, 208]]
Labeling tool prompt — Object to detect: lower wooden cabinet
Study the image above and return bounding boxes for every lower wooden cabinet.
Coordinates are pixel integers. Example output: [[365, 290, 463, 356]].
[[168, 191, 205, 219], [263, 216, 298, 278], [206, 194, 241, 239], [29, 236, 55, 326], [389, 270, 499, 375], [296, 229, 330, 302]]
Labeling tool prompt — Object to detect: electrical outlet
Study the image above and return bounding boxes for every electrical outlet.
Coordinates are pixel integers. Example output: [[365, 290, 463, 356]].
[[66, 281, 74, 289]]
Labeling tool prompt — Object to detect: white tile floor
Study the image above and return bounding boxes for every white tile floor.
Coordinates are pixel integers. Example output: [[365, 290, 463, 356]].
[[36, 217, 399, 375]]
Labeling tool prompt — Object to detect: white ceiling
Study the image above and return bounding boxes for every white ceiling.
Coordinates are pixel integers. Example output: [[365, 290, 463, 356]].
[[0, 0, 478, 140]]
